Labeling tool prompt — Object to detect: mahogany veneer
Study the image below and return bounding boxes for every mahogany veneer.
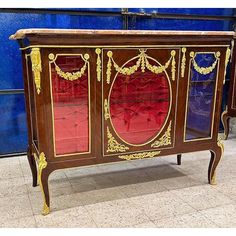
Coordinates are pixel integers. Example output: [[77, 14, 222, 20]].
[[222, 34, 236, 139], [10, 29, 233, 215]]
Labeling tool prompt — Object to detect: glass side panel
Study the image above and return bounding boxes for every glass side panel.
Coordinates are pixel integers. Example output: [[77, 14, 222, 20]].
[[51, 55, 90, 155], [185, 53, 218, 141], [109, 59, 170, 145]]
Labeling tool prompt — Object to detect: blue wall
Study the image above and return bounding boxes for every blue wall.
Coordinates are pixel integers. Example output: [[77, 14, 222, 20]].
[[0, 8, 235, 155]]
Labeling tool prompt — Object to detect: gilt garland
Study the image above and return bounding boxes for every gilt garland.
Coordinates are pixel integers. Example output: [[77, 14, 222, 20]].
[[190, 51, 220, 75], [49, 53, 89, 81], [118, 151, 161, 160], [106, 49, 176, 84]]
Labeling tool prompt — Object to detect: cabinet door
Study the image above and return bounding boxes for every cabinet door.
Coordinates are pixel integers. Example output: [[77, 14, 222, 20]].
[[184, 49, 221, 141], [48, 49, 95, 158], [102, 48, 179, 157]]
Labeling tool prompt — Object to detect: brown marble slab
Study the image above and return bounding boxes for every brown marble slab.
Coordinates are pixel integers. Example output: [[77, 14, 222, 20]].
[[9, 28, 234, 40]]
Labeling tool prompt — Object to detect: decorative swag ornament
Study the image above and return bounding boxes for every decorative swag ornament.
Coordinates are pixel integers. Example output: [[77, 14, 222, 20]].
[[48, 53, 90, 81], [106, 49, 176, 84], [190, 51, 221, 75]]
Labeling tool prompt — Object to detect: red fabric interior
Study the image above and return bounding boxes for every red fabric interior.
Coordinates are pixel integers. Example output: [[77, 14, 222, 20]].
[[51, 56, 89, 155], [51, 56, 170, 154], [110, 66, 170, 145]]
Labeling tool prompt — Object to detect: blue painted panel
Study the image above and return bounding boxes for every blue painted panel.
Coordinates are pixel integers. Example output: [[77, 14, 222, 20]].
[[0, 13, 123, 90], [0, 94, 28, 155], [129, 8, 235, 16], [128, 18, 234, 31], [0, 11, 123, 155]]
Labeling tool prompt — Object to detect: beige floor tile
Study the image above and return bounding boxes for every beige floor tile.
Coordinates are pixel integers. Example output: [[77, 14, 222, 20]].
[[0, 216, 37, 228], [132, 157, 167, 168], [107, 170, 155, 188], [29, 190, 84, 214], [129, 191, 196, 221], [158, 175, 202, 190], [74, 187, 126, 206], [0, 162, 23, 180], [25, 172, 71, 194], [0, 177, 28, 198], [0, 156, 20, 166], [0, 195, 33, 224], [132, 221, 156, 228], [119, 180, 167, 197], [145, 164, 186, 180], [34, 206, 97, 227], [97, 161, 136, 173], [211, 177, 236, 201], [65, 166, 102, 178], [1, 137, 236, 228], [153, 211, 218, 228], [69, 174, 116, 193], [171, 185, 233, 211], [199, 204, 236, 227], [85, 198, 150, 227]]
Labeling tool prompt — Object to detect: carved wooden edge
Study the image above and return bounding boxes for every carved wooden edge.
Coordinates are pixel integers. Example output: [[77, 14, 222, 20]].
[[221, 106, 230, 140]]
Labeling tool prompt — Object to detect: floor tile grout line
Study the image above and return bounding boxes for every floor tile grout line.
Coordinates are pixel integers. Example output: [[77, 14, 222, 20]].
[[82, 205, 100, 228], [26, 193, 38, 228], [196, 207, 223, 227]]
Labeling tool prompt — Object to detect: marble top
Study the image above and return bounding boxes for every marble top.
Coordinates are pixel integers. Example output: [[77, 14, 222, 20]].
[[10, 28, 235, 40]]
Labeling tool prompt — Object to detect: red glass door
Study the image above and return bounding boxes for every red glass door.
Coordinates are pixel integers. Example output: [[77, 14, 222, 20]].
[[102, 48, 178, 156], [49, 51, 92, 157]]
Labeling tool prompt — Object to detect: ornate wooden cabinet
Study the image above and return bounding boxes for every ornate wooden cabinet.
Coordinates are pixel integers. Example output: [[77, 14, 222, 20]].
[[10, 29, 233, 215], [222, 34, 236, 139]]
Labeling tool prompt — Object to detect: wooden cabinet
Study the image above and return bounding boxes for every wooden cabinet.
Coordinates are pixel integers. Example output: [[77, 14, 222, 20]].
[[222, 35, 236, 139], [10, 29, 233, 215]]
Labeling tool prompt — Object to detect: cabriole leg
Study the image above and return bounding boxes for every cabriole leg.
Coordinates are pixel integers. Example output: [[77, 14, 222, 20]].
[[221, 108, 230, 140], [208, 139, 224, 185], [27, 147, 38, 187], [38, 152, 50, 215]]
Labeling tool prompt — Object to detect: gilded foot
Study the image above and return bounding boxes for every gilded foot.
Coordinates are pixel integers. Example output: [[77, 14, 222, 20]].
[[42, 202, 50, 216], [37, 152, 51, 215], [208, 139, 224, 185]]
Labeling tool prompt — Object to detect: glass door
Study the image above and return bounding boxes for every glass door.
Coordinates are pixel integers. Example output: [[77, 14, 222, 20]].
[[102, 47, 178, 157], [49, 51, 92, 157]]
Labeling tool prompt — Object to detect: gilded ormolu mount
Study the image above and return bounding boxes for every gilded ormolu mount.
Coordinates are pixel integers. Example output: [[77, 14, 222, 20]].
[[30, 48, 42, 94], [106, 127, 129, 153], [95, 48, 102, 82], [106, 49, 176, 84], [33, 152, 50, 215], [151, 121, 172, 148], [118, 151, 161, 160], [190, 51, 220, 75], [48, 53, 89, 81]]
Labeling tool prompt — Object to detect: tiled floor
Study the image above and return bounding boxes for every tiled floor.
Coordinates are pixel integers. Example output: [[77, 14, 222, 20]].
[[0, 134, 236, 227]]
